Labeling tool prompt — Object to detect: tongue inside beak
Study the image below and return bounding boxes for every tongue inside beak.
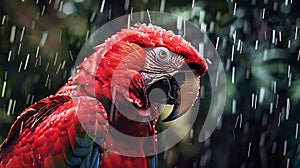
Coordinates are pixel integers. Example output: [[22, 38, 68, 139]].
[[161, 71, 200, 122]]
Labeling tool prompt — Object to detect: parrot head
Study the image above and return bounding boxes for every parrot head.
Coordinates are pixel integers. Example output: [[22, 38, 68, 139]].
[[78, 23, 207, 123]]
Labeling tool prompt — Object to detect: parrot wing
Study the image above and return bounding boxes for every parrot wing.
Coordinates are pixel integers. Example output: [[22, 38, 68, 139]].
[[0, 95, 108, 168]]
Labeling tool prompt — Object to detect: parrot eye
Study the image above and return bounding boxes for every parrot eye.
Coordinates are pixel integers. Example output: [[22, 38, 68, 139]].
[[159, 50, 167, 59], [153, 47, 170, 60]]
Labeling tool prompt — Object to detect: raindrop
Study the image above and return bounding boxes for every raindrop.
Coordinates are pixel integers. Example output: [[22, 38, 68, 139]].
[[127, 14, 130, 28], [199, 42, 204, 56], [269, 102, 273, 114], [273, 81, 277, 94], [17, 43, 22, 55], [69, 50, 74, 61], [12, 100, 16, 115], [58, 1, 64, 12], [40, 32, 48, 47], [278, 112, 282, 127], [1, 81, 7, 97], [90, 11, 97, 23], [258, 87, 265, 104], [35, 46, 40, 58], [231, 45, 235, 61], [231, 66, 235, 83], [56, 63, 62, 74], [239, 113, 242, 128], [41, 5, 46, 16], [286, 158, 290, 168], [7, 99, 13, 116], [24, 54, 30, 70], [254, 94, 257, 109], [189, 128, 194, 140], [205, 58, 211, 65], [45, 74, 49, 87], [100, 0, 105, 13], [59, 30, 62, 43], [20, 26, 25, 42], [192, 0, 195, 8], [19, 121, 24, 135], [215, 36, 220, 49], [18, 61, 22, 72], [215, 70, 220, 87], [255, 40, 258, 50], [85, 30, 90, 41], [54, 52, 58, 65], [232, 99, 236, 114], [45, 62, 49, 72], [225, 58, 230, 71], [247, 142, 251, 158], [26, 94, 31, 104], [199, 10, 205, 24], [233, 3, 237, 16], [272, 29, 276, 44], [146, 10, 152, 23], [237, 39, 242, 51], [286, 98, 290, 120], [232, 29, 236, 43], [262, 8, 265, 19], [222, 37, 228, 48], [295, 123, 299, 139], [295, 26, 298, 40], [4, 71, 7, 80], [287, 40, 291, 48], [234, 116, 239, 128], [251, 93, 254, 108], [1, 15, 6, 25], [276, 94, 279, 108], [61, 60, 66, 69], [30, 95, 35, 104], [283, 140, 287, 156], [279, 31, 282, 42], [10, 25, 16, 43], [288, 73, 292, 87], [209, 21, 215, 33], [8, 50, 12, 62], [263, 49, 268, 61]]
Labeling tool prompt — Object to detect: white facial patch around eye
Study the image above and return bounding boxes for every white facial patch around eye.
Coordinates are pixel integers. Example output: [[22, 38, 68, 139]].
[[153, 47, 171, 61]]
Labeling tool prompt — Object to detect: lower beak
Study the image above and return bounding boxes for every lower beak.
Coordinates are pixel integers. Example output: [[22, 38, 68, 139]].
[[162, 71, 200, 122]]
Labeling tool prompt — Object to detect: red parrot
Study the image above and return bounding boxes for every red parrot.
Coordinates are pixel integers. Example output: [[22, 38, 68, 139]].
[[0, 23, 207, 168]]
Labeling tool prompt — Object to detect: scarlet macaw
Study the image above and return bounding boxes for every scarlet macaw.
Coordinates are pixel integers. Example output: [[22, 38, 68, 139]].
[[0, 23, 207, 167]]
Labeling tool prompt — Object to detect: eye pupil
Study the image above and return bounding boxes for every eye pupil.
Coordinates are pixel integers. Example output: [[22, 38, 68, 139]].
[[159, 50, 167, 58]]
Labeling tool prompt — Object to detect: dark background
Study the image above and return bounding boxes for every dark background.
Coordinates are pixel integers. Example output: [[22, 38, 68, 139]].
[[0, 0, 300, 167]]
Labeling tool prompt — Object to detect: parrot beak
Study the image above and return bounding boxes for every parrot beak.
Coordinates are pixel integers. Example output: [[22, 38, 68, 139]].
[[161, 70, 200, 122]]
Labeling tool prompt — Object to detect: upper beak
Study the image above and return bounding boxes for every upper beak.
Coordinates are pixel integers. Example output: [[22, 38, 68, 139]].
[[162, 70, 200, 122]]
